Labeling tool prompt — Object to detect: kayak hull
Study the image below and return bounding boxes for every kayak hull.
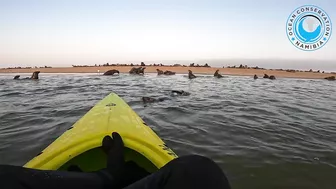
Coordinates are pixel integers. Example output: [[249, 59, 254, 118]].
[[24, 93, 177, 172]]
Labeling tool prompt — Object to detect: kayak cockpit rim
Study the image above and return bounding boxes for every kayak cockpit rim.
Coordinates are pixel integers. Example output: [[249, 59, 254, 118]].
[[24, 134, 177, 171]]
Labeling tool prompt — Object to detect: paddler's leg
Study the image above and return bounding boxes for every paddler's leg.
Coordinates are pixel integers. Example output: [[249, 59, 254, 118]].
[[124, 155, 231, 189], [0, 133, 130, 189], [0, 164, 112, 189], [0, 133, 125, 189]]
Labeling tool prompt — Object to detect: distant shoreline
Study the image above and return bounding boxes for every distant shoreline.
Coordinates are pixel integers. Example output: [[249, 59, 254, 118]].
[[0, 66, 335, 79]]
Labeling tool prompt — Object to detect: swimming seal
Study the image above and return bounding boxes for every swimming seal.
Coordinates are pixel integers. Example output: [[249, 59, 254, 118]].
[[164, 71, 176, 75], [263, 74, 269, 79], [103, 69, 120, 75], [156, 69, 164, 75], [14, 71, 40, 80], [129, 67, 137, 74], [157, 69, 175, 75], [324, 76, 335, 81], [214, 70, 223, 78], [31, 71, 40, 79], [129, 67, 145, 75], [269, 75, 276, 80], [138, 67, 146, 75], [188, 70, 196, 79], [171, 90, 190, 96], [142, 97, 168, 103]]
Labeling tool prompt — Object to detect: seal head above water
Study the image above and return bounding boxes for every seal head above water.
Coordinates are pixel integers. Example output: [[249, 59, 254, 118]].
[[214, 70, 223, 78], [188, 70, 196, 79], [157, 69, 164, 75]]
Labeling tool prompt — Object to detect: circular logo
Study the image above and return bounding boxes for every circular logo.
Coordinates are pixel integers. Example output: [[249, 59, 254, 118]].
[[286, 5, 332, 51]]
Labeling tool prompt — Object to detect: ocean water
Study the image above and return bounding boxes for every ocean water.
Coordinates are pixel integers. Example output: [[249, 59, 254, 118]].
[[0, 73, 335, 189]]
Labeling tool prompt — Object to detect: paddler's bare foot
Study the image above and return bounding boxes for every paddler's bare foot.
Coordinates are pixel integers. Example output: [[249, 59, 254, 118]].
[[102, 132, 125, 176], [102, 132, 150, 188]]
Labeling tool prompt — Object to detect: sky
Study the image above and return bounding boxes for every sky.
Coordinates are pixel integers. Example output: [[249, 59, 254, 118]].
[[0, 0, 335, 70]]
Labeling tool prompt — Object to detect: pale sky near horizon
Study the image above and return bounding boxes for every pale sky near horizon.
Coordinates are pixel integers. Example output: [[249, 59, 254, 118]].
[[0, 0, 335, 69]]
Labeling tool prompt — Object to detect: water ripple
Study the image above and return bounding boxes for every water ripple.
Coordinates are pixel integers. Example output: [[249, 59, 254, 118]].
[[0, 74, 335, 188]]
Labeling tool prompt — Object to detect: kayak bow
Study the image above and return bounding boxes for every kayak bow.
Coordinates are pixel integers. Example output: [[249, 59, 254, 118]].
[[24, 93, 177, 173]]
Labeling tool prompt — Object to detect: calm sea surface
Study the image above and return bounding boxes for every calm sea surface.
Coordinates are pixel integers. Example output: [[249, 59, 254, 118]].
[[0, 73, 335, 189]]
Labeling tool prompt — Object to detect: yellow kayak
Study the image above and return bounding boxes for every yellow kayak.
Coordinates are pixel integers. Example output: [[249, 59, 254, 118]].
[[24, 93, 178, 173]]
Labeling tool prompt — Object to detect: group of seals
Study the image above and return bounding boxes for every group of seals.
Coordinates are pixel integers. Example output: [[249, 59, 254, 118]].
[[101, 68, 279, 82], [102, 68, 280, 81], [101, 69, 334, 83], [103, 67, 145, 76], [256, 74, 276, 80], [156, 69, 176, 75], [13, 71, 40, 80], [188, 70, 224, 79]]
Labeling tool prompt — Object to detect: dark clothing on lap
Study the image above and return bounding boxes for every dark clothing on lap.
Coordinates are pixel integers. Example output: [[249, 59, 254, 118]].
[[0, 155, 231, 189]]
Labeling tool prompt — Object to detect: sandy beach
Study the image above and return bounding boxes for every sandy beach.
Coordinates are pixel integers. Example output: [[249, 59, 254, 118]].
[[0, 66, 335, 79]]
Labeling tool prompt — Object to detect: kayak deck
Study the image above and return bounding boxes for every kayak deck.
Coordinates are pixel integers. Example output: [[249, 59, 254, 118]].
[[59, 147, 158, 173], [24, 93, 177, 173]]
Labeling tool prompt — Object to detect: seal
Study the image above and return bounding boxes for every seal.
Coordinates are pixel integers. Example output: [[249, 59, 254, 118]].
[[103, 69, 120, 75], [129, 67, 137, 74], [324, 76, 335, 80], [142, 97, 168, 103], [129, 67, 145, 75], [188, 70, 197, 79], [164, 71, 176, 75], [263, 74, 269, 79], [142, 90, 190, 104], [31, 71, 40, 79], [156, 69, 164, 75], [214, 70, 223, 78], [14, 71, 40, 80], [171, 90, 190, 96], [269, 75, 276, 80], [157, 69, 176, 75], [137, 67, 146, 75]]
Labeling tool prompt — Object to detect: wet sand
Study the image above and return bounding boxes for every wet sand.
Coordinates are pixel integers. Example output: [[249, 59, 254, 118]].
[[0, 66, 334, 79]]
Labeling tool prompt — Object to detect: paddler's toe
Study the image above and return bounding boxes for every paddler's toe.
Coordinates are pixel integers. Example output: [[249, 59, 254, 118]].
[[107, 132, 125, 175], [102, 135, 114, 154], [112, 132, 123, 145]]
